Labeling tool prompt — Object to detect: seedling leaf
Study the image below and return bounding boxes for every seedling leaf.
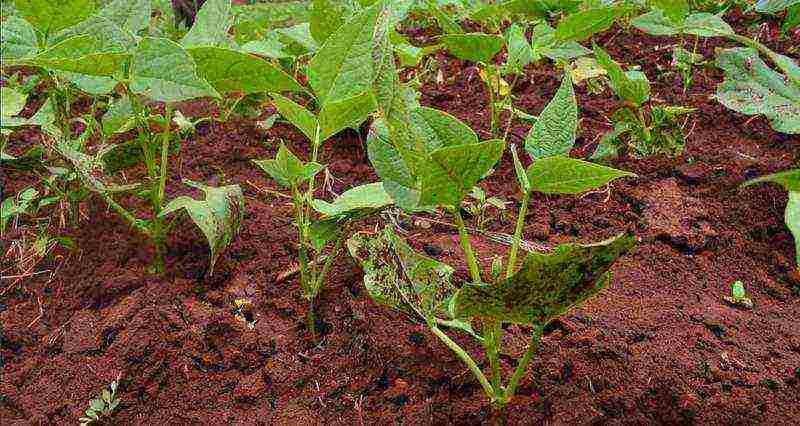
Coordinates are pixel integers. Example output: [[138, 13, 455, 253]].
[[526, 156, 636, 195], [130, 37, 219, 102], [160, 180, 244, 275], [189, 47, 302, 95], [454, 234, 637, 325], [252, 143, 325, 189], [312, 182, 393, 218], [525, 72, 577, 159]]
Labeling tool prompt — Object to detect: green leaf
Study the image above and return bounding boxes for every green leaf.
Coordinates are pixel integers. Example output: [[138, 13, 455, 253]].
[[102, 96, 135, 137], [0, 15, 39, 61], [525, 72, 577, 159], [252, 143, 324, 189], [318, 91, 377, 141], [756, 0, 800, 13], [731, 280, 746, 300], [366, 120, 416, 188], [454, 233, 637, 325], [347, 226, 457, 318], [27, 35, 128, 76], [14, 0, 95, 35], [160, 180, 244, 275], [181, 0, 235, 49], [308, 3, 380, 106], [439, 33, 505, 63], [743, 168, 800, 191], [1, 87, 27, 118], [270, 93, 318, 142], [309, 0, 346, 44], [58, 72, 118, 95], [411, 107, 479, 151], [504, 23, 535, 74], [526, 156, 636, 194], [555, 6, 628, 42], [715, 48, 800, 134], [312, 182, 393, 218], [49, 0, 151, 50], [420, 139, 506, 207], [631, 10, 679, 36], [130, 37, 219, 102], [683, 13, 734, 37], [189, 47, 302, 95], [426, 0, 463, 34], [787, 192, 800, 268], [594, 45, 651, 106], [650, 0, 689, 24]]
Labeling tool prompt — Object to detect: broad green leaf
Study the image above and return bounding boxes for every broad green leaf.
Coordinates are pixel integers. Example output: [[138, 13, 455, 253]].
[[631, 10, 679, 36], [312, 182, 393, 218], [102, 96, 135, 137], [453, 233, 637, 325], [743, 168, 800, 191], [650, 0, 689, 24], [526, 156, 636, 194], [411, 107, 479, 151], [756, 0, 800, 12], [240, 36, 291, 59], [50, 0, 151, 49], [347, 227, 457, 318], [318, 91, 377, 141], [420, 139, 506, 207], [27, 35, 128, 76], [130, 37, 219, 102], [787, 192, 800, 268], [366, 120, 416, 188], [715, 48, 800, 134], [160, 180, 244, 275], [623, 70, 652, 106], [555, 6, 628, 43], [189, 47, 302, 95], [594, 45, 651, 106], [0, 15, 38, 61], [14, 0, 94, 36], [1, 87, 27, 119], [504, 23, 534, 74], [439, 33, 504, 63], [276, 23, 318, 55], [270, 93, 318, 142], [308, 3, 380, 106], [252, 143, 325, 189], [525, 73, 577, 159], [542, 41, 590, 61], [59, 72, 117, 95], [683, 13, 734, 37], [309, 0, 346, 44], [427, 0, 463, 34], [181, 0, 235, 49]]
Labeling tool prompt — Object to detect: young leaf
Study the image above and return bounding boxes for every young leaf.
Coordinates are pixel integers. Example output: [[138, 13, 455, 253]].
[[420, 139, 506, 207], [14, 0, 95, 35], [28, 35, 128, 77], [180, 0, 235, 49], [270, 93, 319, 142], [347, 227, 456, 318], [130, 37, 220, 102], [715, 48, 800, 134], [188, 47, 303, 95], [756, 0, 800, 13], [438, 33, 505, 63], [555, 6, 628, 42], [526, 156, 636, 194], [411, 107, 479, 151], [318, 91, 377, 141], [308, 3, 381, 106], [594, 45, 651, 106], [504, 23, 535, 74], [102, 96, 135, 137], [743, 168, 800, 191], [525, 72, 577, 159], [312, 182, 393, 218], [453, 233, 637, 325], [252, 143, 325, 189], [160, 180, 244, 275], [0, 16, 39, 61], [309, 0, 347, 44]]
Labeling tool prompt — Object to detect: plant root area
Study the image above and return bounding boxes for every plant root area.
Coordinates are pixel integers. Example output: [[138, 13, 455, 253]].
[[2, 19, 799, 426]]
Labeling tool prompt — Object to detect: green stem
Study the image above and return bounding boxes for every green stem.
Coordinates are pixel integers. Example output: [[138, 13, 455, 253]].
[[452, 207, 482, 284], [100, 193, 151, 238], [292, 187, 310, 296], [484, 321, 503, 392], [636, 106, 651, 142], [313, 235, 343, 295], [502, 325, 544, 403], [501, 74, 521, 142], [486, 65, 498, 137], [431, 325, 495, 400], [506, 191, 530, 279]]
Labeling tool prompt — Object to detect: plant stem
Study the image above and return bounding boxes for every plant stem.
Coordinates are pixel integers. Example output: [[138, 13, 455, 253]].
[[502, 325, 543, 403], [452, 207, 482, 284], [484, 320, 502, 392], [486, 65, 498, 137], [156, 106, 173, 214], [506, 190, 530, 279], [430, 325, 495, 400], [99, 193, 151, 238]]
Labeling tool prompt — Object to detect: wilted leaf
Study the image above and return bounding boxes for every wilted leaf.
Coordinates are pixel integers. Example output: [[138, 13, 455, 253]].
[[439, 33, 504, 63], [715, 48, 800, 134], [526, 156, 636, 194], [130, 37, 219, 102], [312, 182, 393, 218], [454, 234, 637, 325], [420, 139, 505, 207], [525, 73, 577, 159], [189, 47, 302, 95], [160, 180, 244, 274]]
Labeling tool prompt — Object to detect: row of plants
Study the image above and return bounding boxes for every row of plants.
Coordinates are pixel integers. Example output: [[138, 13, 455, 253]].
[[1, 0, 798, 414]]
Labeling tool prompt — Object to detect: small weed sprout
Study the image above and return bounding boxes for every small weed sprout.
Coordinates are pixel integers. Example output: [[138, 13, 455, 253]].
[[79, 375, 121, 426]]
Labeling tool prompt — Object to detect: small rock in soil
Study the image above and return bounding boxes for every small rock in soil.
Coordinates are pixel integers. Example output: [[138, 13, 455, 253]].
[[407, 331, 425, 346], [63, 310, 99, 354], [423, 243, 443, 256]]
